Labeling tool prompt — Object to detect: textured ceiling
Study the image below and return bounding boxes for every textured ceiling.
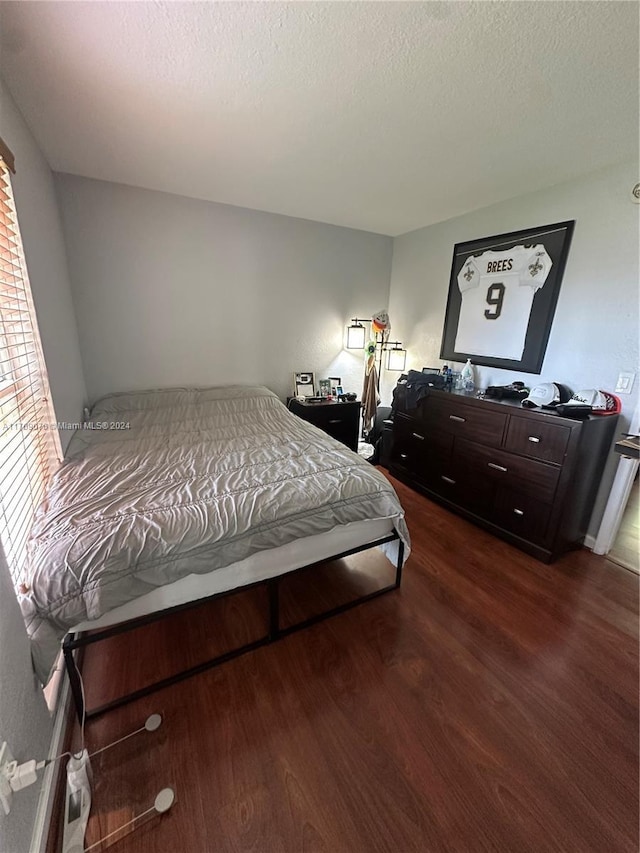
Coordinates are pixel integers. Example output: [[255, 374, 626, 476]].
[[0, 1, 637, 236]]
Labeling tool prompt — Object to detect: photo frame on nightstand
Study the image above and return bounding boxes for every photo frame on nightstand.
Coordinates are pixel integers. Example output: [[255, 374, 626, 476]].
[[329, 376, 341, 395], [294, 372, 315, 397]]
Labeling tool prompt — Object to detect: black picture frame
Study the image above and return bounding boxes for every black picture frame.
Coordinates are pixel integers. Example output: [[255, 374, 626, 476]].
[[293, 372, 315, 397], [439, 220, 574, 373]]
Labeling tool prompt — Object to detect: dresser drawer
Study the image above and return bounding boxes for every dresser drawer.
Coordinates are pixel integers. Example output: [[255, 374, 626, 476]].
[[505, 416, 570, 464], [455, 438, 560, 504], [420, 397, 507, 448], [310, 405, 358, 430], [391, 414, 453, 479], [494, 488, 552, 544], [289, 400, 360, 451], [424, 465, 495, 517]]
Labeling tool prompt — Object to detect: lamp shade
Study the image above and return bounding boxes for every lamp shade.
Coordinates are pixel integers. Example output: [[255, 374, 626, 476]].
[[346, 322, 366, 349], [387, 347, 406, 371]]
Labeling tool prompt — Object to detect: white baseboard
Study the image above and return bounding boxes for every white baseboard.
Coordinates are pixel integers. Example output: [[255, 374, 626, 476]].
[[30, 676, 70, 853], [583, 534, 596, 551]]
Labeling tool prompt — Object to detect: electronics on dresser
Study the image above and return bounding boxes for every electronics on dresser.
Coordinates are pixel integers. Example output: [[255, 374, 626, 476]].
[[485, 382, 528, 401]]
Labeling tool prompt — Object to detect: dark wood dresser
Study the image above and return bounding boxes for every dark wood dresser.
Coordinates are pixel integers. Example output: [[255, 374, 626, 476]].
[[288, 398, 361, 451], [389, 388, 618, 562]]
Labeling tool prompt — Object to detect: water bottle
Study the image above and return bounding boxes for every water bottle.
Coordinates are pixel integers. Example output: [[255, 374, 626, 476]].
[[461, 359, 475, 392]]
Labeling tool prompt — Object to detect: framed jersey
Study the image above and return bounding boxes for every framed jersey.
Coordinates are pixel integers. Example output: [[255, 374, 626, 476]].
[[440, 221, 574, 373]]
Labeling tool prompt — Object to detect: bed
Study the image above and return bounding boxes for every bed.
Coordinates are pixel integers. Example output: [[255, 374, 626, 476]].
[[19, 385, 410, 718]]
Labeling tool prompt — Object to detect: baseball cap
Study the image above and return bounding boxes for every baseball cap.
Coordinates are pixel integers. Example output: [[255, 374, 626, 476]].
[[565, 389, 621, 415], [522, 382, 571, 408]]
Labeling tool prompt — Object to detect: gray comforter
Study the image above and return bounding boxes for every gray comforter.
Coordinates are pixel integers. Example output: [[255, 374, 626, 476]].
[[20, 386, 410, 683]]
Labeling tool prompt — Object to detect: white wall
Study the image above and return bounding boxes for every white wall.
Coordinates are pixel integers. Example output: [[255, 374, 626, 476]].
[[0, 80, 86, 853], [54, 174, 393, 403], [387, 159, 639, 536], [1, 80, 87, 448]]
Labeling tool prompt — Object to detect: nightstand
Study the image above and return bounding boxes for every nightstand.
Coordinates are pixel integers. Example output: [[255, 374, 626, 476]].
[[287, 399, 361, 451]]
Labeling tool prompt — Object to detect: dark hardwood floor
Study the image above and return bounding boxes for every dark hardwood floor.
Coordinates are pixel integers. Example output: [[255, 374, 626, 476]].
[[62, 473, 638, 853]]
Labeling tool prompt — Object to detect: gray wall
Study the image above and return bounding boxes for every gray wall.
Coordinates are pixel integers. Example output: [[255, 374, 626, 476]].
[[54, 174, 393, 404], [387, 159, 639, 537], [0, 548, 52, 853], [0, 79, 86, 853]]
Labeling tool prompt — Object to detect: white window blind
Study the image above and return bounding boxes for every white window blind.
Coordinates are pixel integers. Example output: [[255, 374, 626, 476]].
[[0, 145, 61, 588]]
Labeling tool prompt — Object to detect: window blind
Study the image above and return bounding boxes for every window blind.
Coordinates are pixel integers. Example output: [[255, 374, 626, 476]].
[[0, 144, 61, 588]]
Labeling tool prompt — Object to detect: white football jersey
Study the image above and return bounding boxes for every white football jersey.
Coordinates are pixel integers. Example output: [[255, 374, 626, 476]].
[[454, 244, 552, 360]]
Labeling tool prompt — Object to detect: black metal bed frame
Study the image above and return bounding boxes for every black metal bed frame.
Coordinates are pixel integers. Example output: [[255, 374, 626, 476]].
[[63, 531, 404, 722]]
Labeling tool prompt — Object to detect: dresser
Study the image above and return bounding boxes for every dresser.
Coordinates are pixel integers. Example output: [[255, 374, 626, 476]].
[[389, 388, 617, 562], [287, 398, 361, 451]]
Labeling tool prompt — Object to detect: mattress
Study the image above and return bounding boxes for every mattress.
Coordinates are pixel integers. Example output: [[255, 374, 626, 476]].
[[20, 385, 411, 683], [72, 516, 395, 632]]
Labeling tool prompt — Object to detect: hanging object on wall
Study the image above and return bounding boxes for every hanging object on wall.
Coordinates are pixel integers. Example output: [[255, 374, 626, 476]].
[[440, 220, 575, 374]]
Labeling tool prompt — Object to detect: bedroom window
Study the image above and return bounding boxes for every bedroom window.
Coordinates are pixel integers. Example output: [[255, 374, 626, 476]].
[[0, 140, 61, 588]]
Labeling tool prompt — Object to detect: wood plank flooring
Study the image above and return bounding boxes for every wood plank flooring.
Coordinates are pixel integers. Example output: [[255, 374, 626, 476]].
[[59, 473, 638, 853]]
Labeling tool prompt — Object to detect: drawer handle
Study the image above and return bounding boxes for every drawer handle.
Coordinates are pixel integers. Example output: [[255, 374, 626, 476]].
[[488, 462, 508, 473], [411, 432, 425, 441], [441, 475, 456, 485], [328, 419, 342, 424], [513, 508, 524, 516], [528, 436, 541, 443], [449, 415, 466, 423], [400, 453, 408, 460]]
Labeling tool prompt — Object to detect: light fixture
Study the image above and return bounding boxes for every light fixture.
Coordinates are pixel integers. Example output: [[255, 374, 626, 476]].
[[346, 319, 367, 349], [386, 343, 407, 372]]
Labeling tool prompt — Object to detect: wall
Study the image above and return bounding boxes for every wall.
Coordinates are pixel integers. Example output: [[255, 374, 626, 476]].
[[1, 79, 86, 449], [0, 548, 53, 853], [54, 174, 393, 403], [387, 159, 639, 536], [0, 80, 87, 853]]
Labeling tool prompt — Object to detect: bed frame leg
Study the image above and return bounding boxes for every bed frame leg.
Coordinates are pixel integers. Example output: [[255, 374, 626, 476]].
[[395, 540, 404, 589], [268, 578, 280, 641], [63, 634, 85, 723]]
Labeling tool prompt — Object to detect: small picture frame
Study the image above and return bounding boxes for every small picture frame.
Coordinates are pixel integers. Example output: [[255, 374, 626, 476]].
[[335, 385, 344, 397], [294, 371, 315, 397], [319, 379, 331, 397], [329, 376, 341, 395]]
